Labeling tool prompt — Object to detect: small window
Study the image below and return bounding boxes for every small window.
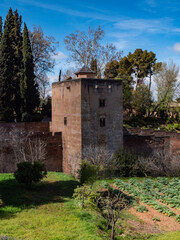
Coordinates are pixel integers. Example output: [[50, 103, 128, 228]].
[[99, 99, 105, 107], [64, 117, 67, 126], [100, 117, 106, 127]]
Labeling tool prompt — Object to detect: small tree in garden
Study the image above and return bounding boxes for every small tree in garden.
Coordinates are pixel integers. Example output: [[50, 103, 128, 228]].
[[14, 161, 47, 189], [73, 183, 128, 240], [97, 190, 127, 240]]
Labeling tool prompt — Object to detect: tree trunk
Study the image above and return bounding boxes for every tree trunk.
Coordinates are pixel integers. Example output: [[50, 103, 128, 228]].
[[111, 221, 115, 240]]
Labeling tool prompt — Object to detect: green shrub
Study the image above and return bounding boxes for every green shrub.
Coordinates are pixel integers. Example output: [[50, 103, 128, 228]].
[[174, 123, 179, 130], [0, 197, 3, 207], [73, 185, 99, 209], [78, 161, 100, 184], [112, 149, 142, 177], [153, 216, 160, 222], [14, 161, 47, 189], [176, 215, 180, 222], [136, 205, 148, 213]]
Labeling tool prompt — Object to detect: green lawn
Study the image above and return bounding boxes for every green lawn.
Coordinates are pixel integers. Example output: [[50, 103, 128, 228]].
[[0, 173, 179, 240], [0, 172, 103, 240]]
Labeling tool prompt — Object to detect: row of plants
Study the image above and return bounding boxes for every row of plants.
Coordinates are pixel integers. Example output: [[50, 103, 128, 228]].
[[114, 178, 179, 219], [127, 178, 180, 209]]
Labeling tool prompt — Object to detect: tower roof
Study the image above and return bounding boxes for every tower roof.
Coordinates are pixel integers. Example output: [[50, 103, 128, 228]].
[[75, 65, 95, 74]]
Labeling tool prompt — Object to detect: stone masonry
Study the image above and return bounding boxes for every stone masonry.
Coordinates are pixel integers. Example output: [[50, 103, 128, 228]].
[[51, 74, 123, 175]]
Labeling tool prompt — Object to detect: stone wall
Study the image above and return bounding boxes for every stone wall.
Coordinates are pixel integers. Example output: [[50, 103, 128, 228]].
[[0, 123, 62, 173], [123, 127, 180, 156], [51, 78, 123, 175], [51, 80, 82, 175], [81, 79, 123, 152], [0, 122, 49, 132], [0, 121, 179, 173]]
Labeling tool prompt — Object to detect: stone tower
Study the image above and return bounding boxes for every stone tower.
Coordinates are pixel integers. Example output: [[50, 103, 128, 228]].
[[51, 66, 123, 175]]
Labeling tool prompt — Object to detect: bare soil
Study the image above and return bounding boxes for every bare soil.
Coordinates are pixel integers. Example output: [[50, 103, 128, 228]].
[[128, 203, 180, 233], [111, 184, 180, 234]]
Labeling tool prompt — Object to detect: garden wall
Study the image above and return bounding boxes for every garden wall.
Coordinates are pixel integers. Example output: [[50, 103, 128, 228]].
[[0, 123, 179, 173], [0, 122, 50, 132], [123, 127, 180, 156], [0, 122, 62, 173]]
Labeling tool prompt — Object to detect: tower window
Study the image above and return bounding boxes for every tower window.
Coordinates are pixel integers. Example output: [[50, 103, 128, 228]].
[[64, 117, 67, 125], [100, 117, 106, 127], [99, 99, 105, 107]]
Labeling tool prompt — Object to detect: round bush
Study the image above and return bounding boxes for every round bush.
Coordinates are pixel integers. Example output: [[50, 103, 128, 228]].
[[14, 161, 47, 189]]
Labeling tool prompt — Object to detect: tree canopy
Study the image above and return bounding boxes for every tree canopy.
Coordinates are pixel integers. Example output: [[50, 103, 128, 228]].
[[64, 26, 122, 77], [0, 8, 40, 121]]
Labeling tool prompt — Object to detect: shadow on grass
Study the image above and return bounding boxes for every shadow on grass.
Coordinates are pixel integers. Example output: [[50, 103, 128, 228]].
[[0, 177, 79, 219]]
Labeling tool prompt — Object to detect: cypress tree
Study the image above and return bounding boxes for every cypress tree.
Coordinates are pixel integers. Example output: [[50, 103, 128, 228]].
[[0, 16, 2, 42], [90, 58, 97, 74], [22, 23, 39, 116], [12, 10, 23, 121], [0, 11, 14, 121], [0, 8, 23, 121]]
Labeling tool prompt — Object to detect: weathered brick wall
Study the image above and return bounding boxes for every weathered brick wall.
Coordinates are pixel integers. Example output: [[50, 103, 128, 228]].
[[81, 79, 123, 152], [31, 132, 62, 172], [0, 123, 62, 173], [51, 78, 123, 176], [51, 80, 82, 175], [0, 122, 49, 132], [123, 127, 180, 156]]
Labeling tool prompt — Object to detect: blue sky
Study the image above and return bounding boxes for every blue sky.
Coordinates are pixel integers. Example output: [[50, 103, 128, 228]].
[[1, 0, 180, 83]]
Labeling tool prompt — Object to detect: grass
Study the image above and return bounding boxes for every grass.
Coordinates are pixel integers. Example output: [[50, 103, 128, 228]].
[[0, 173, 180, 240], [150, 231, 180, 240], [0, 172, 103, 240]]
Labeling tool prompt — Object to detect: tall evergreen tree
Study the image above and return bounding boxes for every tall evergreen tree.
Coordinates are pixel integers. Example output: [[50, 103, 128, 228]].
[[90, 58, 97, 74], [0, 8, 24, 121], [0, 10, 14, 121], [0, 16, 2, 43], [11, 10, 23, 120], [22, 23, 39, 115]]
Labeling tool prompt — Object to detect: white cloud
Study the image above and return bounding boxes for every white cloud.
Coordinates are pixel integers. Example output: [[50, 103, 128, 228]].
[[48, 75, 58, 84], [145, 0, 157, 7], [18, 0, 120, 22], [173, 43, 180, 53], [114, 18, 171, 33], [113, 41, 128, 50], [53, 51, 67, 60]]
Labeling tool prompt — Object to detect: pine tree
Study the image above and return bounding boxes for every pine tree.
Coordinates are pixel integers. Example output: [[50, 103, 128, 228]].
[[22, 23, 39, 116], [0, 11, 14, 121]]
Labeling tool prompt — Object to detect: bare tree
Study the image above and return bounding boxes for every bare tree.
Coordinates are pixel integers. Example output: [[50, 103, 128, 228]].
[[62, 68, 76, 81], [82, 145, 113, 168], [152, 61, 180, 114], [30, 25, 59, 98], [8, 129, 47, 164], [64, 26, 122, 77], [138, 149, 180, 177], [0, 128, 8, 168], [64, 26, 104, 67], [97, 43, 122, 77]]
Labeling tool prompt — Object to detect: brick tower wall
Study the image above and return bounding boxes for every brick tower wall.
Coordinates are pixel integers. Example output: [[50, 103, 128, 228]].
[[51, 80, 82, 175], [81, 79, 123, 152]]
